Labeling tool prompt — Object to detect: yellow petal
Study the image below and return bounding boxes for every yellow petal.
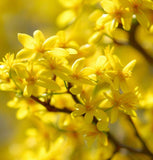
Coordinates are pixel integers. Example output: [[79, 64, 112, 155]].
[[23, 85, 34, 97], [123, 59, 136, 73], [110, 19, 119, 30], [16, 106, 28, 119], [48, 48, 69, 57], [121, 17, 132, 31], [84, 112, 94, 123], [66, 48, 78, 54], [88, 31, 103, 44], [71, 109, 85, 117], [59, 0, 82, 8], [101, 0, 115, 13], [37, 78, 60, 90], [56, 10, 76, 28], [96, 14, 112, 27], [43, 36, 58, 50], [33, 30, 45, 46], [16, 49, 34, 59], [89, 9, 104, 22], [96, 55, 107, 68], [94, 109, 108, 120], [110, 107, 119, 123], [18, 33, 35, 49], [120, 80, 128, 92], [97, 120, 109, 131], [143, 0, 153, 10], [56, 30, 66, 44], [13, 63, 29, 78], [72, 57, 85, 72], [99, 133, 108, 146], [70, 86, 82, 95], [104, 46, 116, 70], [124, 109, 137, 117], [136, 11, 150, 28]]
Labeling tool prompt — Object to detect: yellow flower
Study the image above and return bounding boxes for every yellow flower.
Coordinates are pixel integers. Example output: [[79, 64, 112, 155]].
[[104, 88, 139, 123], [0, 53, 15, 71], [7, 96, 44, 119], [65, 58, 94, 85], [15, 63, 60, 97], [0, 53, 22, 90], [0, 68, 15, 90], [17, 30, 58, 60], [57, 0, 83, 28], [56, 30, 79, 51], [92, 55, 112, 84], [81, 123, 108, 146], [38, 52, 70, 80], [128, 0, 153, 28], [99, 0, 133, 31], [105, 46, 136, 92], [72, 86, 109, 131]]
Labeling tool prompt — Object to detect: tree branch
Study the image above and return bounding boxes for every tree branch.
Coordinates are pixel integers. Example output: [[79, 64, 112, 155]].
[[67, 83, 82, 104], [108, 133, 150, 154], [31, 95, 72, 113], [128, 116, 153, 157], [129, 22, 153, 65]]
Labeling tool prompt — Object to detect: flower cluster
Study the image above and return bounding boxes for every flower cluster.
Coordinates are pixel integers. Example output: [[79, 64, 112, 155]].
[[0, 29, 139, 144], [1, 0, 153, 160], [89, 0, 153, 43]]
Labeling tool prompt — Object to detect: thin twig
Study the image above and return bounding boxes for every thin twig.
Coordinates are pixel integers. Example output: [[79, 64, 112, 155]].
[[128, 116, 153, 157], [108, 132, 153, 160], [129, 22, 153, 65], [31, 95, 72, 113], [67, 83, 82, 104]]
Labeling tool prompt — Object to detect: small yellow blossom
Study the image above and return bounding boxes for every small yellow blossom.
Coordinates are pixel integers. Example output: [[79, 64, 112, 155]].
[[38, 53, 70, 80], [105, 46, 136, 92], [7, 96, 44, 119], [128, 0, 153, 28], [15, 63, 60, 97], [81, 123, 108, 146], [65, 58, 94, 85], [99, 0, 133, 31], [103, 88, 139, 123], [17, 30, 58, 60], [72, 86, 109, 131]]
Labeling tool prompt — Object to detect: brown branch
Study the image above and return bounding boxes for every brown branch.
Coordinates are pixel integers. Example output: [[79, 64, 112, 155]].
[[30, 83, 82, 114], [108, 132, 153, 159], [128, 116, 153, 157], [129, 22, 153, 65], [108, 133, 150, 154], [67, 83, 82, 104], [31, 95, 72, 113]]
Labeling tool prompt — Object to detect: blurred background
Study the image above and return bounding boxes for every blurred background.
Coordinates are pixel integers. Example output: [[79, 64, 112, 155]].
[[0, 0, 63, 159]]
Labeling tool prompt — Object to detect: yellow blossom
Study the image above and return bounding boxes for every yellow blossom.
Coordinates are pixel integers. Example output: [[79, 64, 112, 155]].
[[38, 53, 70, 80], [14, 63, 60, 97], [72, 86, 109, 131], [17, 30, 59, 60], [65, 58, 94, 85], [128, 0, 153, 28], [7, 96, 44, 119], [103, 88, 139, 123], [105, 46, 136, 92], [99, 0, 133, 31], [81, 123, 108, 146]]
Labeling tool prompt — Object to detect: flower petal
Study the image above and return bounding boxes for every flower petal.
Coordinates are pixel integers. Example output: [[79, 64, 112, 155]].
[[36, 78, 60, 90], [18, 33, 35, 49], [84, 112, 94, 123], [33, 30, 45, 47], [43, 36, 58, 50]]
